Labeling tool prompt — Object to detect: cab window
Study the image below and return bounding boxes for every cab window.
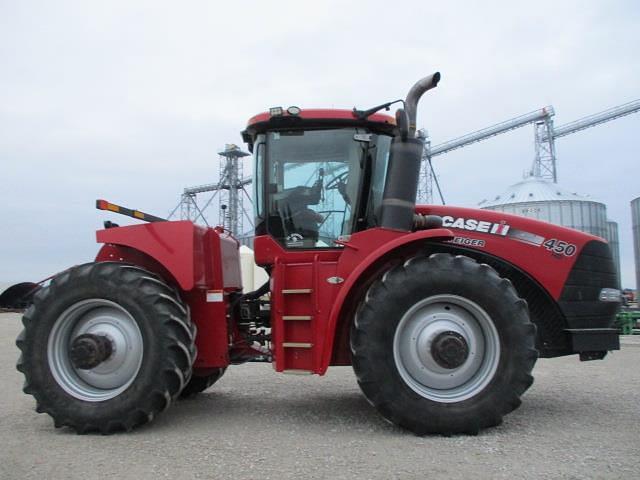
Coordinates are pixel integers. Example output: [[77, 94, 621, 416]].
[[266, 129, 364, 248]]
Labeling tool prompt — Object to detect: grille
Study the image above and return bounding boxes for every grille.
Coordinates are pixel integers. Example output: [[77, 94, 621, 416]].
[[559, 240, 619, 329]]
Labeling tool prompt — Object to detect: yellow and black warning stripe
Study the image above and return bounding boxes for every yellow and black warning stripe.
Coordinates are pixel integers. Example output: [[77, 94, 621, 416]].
[[96, 199, 166, 223]]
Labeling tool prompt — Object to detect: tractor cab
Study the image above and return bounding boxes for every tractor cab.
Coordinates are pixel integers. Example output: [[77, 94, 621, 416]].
[[242, 109, 397, 248]]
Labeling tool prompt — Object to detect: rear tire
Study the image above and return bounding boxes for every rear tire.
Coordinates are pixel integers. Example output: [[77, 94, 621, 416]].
[[180, 368, 226, 398], [350, 253, 538, 435], [16, 262, 196, 433]]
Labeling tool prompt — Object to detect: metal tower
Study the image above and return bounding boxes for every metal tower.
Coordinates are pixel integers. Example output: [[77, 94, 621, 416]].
[[418, 99, 640, 202], [534, 98, 640, 182], [169, 144, 253, 237], [532, 116, 557, 182], [218, 145, 251, 235], [417, 129, 447, 205], [421, 107, 554, 203], [416, 129, 434, 204]]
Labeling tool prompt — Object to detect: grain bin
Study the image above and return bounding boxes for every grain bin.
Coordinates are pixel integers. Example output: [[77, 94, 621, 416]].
[[479, 176, 608, 239], [604, 220, 621, 288]]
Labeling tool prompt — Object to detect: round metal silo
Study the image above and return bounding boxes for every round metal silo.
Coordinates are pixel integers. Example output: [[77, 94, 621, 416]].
[[632, 197, 640, 291], [605, 220, 621, 288], [478, 176, 608, 239]]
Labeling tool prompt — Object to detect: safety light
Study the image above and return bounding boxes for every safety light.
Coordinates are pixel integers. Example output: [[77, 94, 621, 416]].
[[599, 288, 622, 302], [287, 106, 301, 116], [269, 107, 284, 117]]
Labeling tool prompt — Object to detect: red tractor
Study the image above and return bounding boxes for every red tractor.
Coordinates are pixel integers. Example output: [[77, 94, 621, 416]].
[[16, 73, 620, 435]]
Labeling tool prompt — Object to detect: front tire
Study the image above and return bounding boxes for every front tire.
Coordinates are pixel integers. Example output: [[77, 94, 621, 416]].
[[350, 253, 538, 435], [16, 262, 196, 433]]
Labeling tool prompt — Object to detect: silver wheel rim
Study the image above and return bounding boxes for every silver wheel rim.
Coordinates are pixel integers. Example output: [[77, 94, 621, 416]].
[[393, 294, 500, 403], [47, 299, 144, 402]]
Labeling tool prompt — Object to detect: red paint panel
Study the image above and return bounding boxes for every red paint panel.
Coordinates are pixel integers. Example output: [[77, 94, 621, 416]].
[[283, 348, 314, 371], [96, 221, 242, 292], [309, 260, 341, 370], [253, 235, 342, 266], [247, 109, 395, 127], [95, 244, 177, 285], [417, 205, 601, 299], [97, 221, 199, 290], [184, 289, 229, 368]]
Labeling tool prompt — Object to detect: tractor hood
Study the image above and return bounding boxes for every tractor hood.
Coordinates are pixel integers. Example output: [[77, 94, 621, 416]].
[[416, 204, 606, 299]]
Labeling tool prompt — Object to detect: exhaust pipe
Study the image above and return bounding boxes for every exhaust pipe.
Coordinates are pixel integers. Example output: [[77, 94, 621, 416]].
[[380, 72, 440, 231], [404, 72, 441, 137]]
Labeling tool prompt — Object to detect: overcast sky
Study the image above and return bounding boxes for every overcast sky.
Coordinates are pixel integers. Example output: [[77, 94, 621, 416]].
[[1, 0, 639, 288]]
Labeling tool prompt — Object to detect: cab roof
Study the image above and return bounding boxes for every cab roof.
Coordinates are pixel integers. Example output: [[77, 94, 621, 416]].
[[242, 108, 397, 150], [246, 108, 396, 127]]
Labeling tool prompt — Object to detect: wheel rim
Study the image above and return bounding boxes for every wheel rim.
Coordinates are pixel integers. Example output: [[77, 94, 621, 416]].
[[393, 294, 500, 403], [47, 299, 144, 402]]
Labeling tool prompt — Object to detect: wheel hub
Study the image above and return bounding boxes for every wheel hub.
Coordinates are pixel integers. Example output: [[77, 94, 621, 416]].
[[47, 299, 144, 402], [393, 294, 500, 403], [69, 333, 113, 370], [431, 331, 469, 369]]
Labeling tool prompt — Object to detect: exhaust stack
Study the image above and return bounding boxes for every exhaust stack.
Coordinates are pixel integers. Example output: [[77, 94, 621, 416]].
[[380, 73, 440, 231]]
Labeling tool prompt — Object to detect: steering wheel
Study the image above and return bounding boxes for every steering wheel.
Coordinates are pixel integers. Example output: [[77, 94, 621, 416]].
[[325, 171, 348, 190]]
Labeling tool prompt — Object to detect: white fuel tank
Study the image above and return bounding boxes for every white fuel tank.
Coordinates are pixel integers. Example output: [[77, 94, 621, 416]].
[[239, 245, 269, 291]]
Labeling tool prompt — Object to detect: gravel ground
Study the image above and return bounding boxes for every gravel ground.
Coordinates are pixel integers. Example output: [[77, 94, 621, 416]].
[[1, 312, 639, 480]]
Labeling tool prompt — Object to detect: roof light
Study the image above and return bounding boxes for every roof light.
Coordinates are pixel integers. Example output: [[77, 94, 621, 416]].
[[269, 107, 284, 117], [287, 106, 301, 116]]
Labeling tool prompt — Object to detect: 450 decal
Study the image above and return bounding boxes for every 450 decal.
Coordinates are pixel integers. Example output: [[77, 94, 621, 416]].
[[543, 238, 577, 257]]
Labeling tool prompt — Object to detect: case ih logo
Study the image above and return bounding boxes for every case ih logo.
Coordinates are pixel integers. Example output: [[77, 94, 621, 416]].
[[442, 216, 511, 236]]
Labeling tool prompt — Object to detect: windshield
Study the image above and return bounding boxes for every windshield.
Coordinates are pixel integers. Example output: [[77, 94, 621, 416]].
[[264, 128, 366, 248]]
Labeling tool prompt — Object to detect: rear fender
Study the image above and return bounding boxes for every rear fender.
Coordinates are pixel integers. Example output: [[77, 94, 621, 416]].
[[96, 221, 241, 369], [95, 244, 179, 287], [95, 221, 242, 291]]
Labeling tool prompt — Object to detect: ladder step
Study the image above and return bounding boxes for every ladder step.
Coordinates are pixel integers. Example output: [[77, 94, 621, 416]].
[[282, 289, 313, 294], [283, 369, 313, 375], [283, 342, 313, 348], [282, 315, 312, 321]]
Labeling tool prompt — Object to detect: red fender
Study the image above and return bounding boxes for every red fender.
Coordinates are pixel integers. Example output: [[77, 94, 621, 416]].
[[96, 221, 242, 369], [95, 221, 241, 291], [319, 227, 453, 373]]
